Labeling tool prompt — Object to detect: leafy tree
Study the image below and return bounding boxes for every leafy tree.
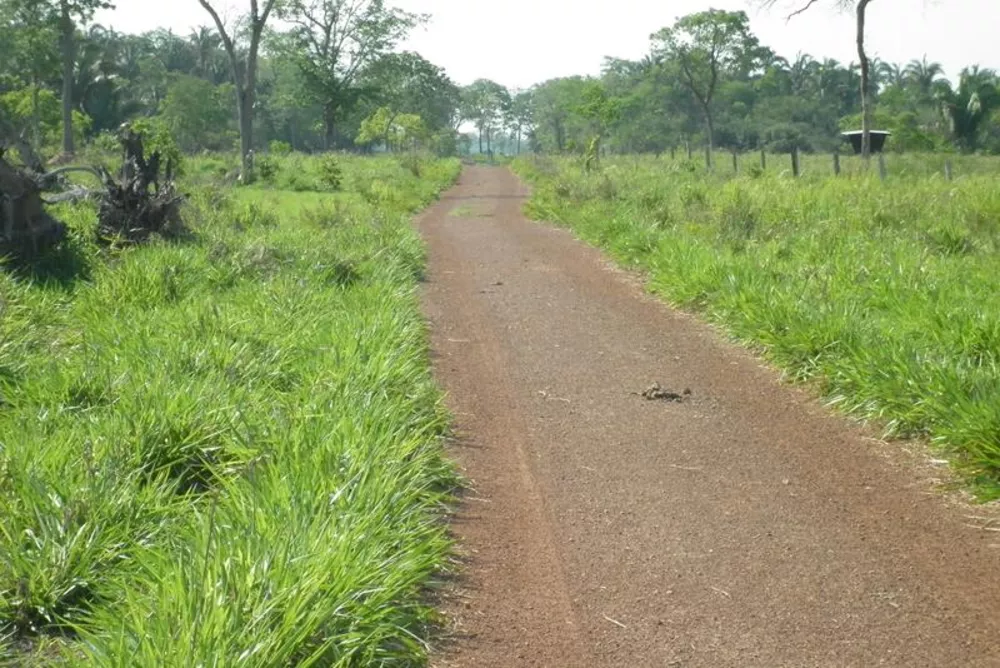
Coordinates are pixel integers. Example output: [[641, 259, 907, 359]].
[[0, 0, 60, 147], [159, 74, 235, 151], [0, 85, 89, 147], [359, 51, 459, 132], [197, 0, 278, 181], [276, 0, 425, 149], [356, 106, 426, 151], [2, 0, 112, 156], [530, 77, 590, 153], [461, 79, 510, 155], [506, 89, 533, 155], [651, 9, 760, 165]]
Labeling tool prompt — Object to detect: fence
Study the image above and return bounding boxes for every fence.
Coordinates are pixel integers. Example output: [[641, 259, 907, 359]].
[[672, 147, 992, 182]]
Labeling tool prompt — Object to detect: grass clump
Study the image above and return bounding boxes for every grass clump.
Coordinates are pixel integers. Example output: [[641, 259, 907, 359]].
[[0, 154, 462, 664], [514, 153, 1000, 500]]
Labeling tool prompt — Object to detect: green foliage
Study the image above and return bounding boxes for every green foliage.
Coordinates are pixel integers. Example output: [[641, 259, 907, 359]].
[[273, 0, 427, 144], [356, 106, 428, 151], [268, 140, 293, 155], [359, 51, 460, 133], [127, 117, 184, 175], [0, 154, 461, 664], [159, 74, 235, 152], [516, 153, 1000, 499], [256, 155, 279, 183], [461, 79, 512, 153], [318, 154, 343, 191], [0, 86, 90, 150]]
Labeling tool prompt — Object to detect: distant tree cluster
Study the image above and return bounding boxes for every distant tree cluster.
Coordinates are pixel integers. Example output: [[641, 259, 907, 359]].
[[2, 1, 997, 173], [0, 0, 464, 179], [486, 9, 1000, 158]]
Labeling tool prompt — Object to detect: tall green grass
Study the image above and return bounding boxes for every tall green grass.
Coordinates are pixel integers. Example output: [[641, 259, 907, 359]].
[[0, 154, 462, 664], [515, 153, 1000, 500]]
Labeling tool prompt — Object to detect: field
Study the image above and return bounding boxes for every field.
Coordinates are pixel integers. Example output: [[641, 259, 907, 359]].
[[514, 152, 1000, 500], [0, 154, 461, 664]]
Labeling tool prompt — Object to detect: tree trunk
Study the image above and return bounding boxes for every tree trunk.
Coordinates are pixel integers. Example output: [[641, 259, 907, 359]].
[[238, 88, 253, 180], [31, 79, 41, 150], [857, 0, 874, 161], [704, 109, 715, 169], [478, 127, 483, 154], [323, 106, 336, 151], [59, 0, 75, 157]]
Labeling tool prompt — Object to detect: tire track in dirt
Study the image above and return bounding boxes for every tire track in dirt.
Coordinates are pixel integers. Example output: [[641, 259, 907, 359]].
[[419, 166, 1000, 667]]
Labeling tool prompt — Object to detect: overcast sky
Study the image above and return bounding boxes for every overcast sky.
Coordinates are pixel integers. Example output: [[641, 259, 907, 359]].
[[95, 0, 991, 90]]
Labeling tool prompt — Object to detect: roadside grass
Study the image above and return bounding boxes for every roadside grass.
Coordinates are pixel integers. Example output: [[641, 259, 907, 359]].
[[0, 154, 462, 664], [514, 153, 1000, 500]]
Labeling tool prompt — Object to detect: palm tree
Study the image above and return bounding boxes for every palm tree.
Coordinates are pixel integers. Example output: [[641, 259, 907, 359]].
[[937, 66, 999, 151], [789, 52, 816, 96], [189, 26, 225, 84], [878, 61, 905, 89], [905, 56, 945, 98]]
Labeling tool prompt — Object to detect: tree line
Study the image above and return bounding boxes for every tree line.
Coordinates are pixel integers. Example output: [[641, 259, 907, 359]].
[[0, 0, 465, 179], [3, 1, 998, 178], [465, 6, 1000, 160]]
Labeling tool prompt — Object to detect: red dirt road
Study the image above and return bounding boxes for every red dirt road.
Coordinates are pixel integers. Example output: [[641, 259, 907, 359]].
[[418, 166, 1000, 667]]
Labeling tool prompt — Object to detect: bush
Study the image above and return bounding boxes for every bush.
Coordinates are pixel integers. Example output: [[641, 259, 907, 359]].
[[268, 140, 293, 156], [257, 156, 279, 183], [318, 155, 343, 192]]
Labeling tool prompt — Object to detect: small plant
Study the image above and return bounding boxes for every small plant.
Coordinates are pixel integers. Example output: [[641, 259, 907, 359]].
[[399, 153, 422, 178], [257, 155, 278, 183], [91, 131, 121, 156], [318, 154, 343, 191]]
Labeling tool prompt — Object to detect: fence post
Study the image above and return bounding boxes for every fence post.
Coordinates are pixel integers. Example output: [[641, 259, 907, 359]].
[[705, 145, 712, 170], [791, 147, 800, 178], [670, 146, 676, 161], [686, 141, 693, 160], [760, 149, 766, 171], [877, 153, 887, 181], [732, 151, 738, 173], [833, 151, 841, 176], [945, 160, 953, 181]]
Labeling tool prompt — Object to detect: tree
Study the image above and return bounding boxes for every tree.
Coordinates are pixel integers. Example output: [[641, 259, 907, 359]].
[[3, 0, 112, 157], [159, 74, 235, 151], [530, 77, 589, 153], [0, 0, 60, 148], [461, 79, 511, 155], [651, 9, 760, 166], [759, 0, 878, 159], [276, 0, 425, 149], [506, 90, 533, 155], [905, 56, 945, 99], [937, 67, 999, 151], [197, 0, 278, 181], [575, 81, 621, 162], [355, 106, 426, 152], [359, 51, 459, 132]]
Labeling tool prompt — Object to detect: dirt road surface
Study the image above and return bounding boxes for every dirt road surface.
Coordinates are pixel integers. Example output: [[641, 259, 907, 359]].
[[418, 166, 1000, 667]]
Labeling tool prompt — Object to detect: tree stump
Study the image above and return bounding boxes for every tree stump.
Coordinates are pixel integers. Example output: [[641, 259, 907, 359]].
[[96, 130, 185, 244]]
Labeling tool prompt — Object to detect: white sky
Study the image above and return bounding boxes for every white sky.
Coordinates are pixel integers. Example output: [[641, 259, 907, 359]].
[[95, 0, 992, 90]]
